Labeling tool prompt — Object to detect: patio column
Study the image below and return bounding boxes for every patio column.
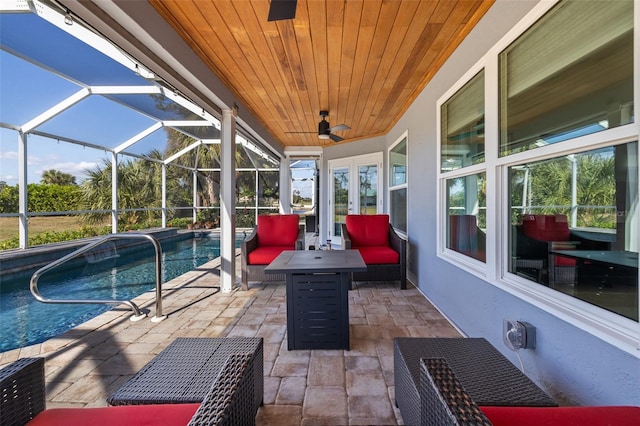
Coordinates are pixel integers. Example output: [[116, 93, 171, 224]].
[[279, 158, 291, 213], [161, 163, 167, 227], [220, 108, 237, 292], [111, 152, 118, 233], [18, 131, 28, 249]]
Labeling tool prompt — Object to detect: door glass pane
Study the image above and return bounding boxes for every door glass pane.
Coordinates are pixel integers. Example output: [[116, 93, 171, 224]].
[[333, 167, 349, 237], [359, 164, 377, 214], [509, 142, 638, 321], [499, 0, 633, 156]]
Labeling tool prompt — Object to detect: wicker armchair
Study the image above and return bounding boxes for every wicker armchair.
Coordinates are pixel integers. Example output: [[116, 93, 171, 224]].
[[0, 354, 258, 426], [342, 214, 407, 289], [241, 214, 305, 290], [419, 357, 640, 426]]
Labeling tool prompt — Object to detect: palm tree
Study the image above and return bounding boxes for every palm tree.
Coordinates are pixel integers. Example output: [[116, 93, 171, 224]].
[[41, 169, 76, 185]]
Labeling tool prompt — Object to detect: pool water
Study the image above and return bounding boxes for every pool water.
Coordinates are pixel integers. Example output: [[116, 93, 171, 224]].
[[0, 236, 240, 353]]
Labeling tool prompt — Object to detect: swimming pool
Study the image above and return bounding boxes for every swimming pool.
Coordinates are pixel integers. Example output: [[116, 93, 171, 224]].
[[0, 235, 241, 353]]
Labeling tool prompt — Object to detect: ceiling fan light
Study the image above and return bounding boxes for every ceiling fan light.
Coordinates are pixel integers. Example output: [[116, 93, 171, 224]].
[[318, 133, 330, 140]]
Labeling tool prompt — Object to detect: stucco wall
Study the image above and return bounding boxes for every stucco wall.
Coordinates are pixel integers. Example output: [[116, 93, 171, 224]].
[[388, 0, 640, 406]]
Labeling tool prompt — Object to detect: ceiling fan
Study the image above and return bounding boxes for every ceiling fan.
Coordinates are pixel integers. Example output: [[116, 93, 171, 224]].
[[287, 111, 351, 142]]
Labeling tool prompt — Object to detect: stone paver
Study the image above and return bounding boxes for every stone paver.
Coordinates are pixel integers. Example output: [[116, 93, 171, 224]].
[[0, 247, 461, 425]]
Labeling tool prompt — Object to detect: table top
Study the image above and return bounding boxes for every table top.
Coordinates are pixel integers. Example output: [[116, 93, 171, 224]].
[[107, 337, 262, 405], [551, 250, 638, 268], [264, 249, 367, 274]]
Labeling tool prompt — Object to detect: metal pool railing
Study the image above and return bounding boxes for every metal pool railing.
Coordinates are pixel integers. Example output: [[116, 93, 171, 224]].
[[29, 233, 167, 322]]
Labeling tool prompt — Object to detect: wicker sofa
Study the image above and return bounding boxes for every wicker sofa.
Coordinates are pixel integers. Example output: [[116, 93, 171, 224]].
[[420, 357, 640, 426], [394, 337, 557, 426], [341, 214, 407, 289], [241, 214, 305, 290], [0, 354, 258, 426]]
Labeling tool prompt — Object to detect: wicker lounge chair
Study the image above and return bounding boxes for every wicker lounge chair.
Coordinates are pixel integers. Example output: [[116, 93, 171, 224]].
[[342, 214, 407, 289], [420, 357, 640, 426], [393, 337, 556, 425], [0, 354, 258, 426], [241, 214, 305, 290]]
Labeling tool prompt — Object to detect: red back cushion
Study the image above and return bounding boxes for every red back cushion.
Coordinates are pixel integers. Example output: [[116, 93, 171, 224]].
[[481, 405, 640, 426], [27, 403, 200, 426], [345, 214, 390, 247], [450, 215, 478, 251], [522, 214, 570, 241], [257, 214, 300, 247]]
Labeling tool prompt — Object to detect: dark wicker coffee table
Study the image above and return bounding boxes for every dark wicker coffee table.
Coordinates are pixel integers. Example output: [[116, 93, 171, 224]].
[[394, 337, 556, 425], [107, 337, 263, 412]]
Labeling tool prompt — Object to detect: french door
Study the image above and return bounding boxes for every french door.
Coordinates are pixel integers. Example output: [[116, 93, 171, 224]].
[[328, 152, 382, 246]]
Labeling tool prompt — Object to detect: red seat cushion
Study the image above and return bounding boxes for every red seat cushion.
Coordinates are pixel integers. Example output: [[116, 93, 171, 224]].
[[345, 214, 390, 247], [481, 405, 640, 426], [248, 246, 292, 265], [27, 403, 200, 426], [257, 214, 300, 247], [355, 246, 399, 264]]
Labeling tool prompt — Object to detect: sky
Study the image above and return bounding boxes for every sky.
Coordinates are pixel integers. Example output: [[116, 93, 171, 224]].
[[0, 11, 141, 186]]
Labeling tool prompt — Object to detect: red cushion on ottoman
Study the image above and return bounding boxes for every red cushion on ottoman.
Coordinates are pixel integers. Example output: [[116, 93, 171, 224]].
[[481, 405, 640, 426], [257, 214, 300, 247], [28, 403, 201, 426], [345, 215, 390, 247]]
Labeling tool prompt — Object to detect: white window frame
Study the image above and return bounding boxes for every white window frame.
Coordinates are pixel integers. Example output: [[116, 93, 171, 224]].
[[436, 0, 640, 356]]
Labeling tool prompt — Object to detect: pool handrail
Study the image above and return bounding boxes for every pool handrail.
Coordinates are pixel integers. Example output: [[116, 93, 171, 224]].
[[30, 233, 166, 322]]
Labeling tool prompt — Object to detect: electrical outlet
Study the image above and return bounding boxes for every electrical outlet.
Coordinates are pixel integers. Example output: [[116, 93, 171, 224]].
[[503, 319, 536, 351]]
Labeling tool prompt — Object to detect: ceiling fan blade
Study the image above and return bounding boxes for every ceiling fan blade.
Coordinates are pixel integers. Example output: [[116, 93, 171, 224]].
[[330, 124, 350, 132], [329, 133, 344, 142], [268, 0, 297, 21]]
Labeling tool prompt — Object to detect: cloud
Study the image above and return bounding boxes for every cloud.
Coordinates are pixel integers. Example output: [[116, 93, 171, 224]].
[[0, 151, 18, 160], [33, 161, 98, 180]]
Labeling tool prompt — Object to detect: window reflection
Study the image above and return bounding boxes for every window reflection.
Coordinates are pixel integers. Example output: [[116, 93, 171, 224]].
[[509, 142, 638, 320], [441, 71, 484, 171], [446, 172, 486, 262], [499, 0, 633, 156]]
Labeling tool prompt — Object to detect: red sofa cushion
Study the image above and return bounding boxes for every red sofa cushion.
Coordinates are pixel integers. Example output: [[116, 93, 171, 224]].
[[356, 246, 399, 264], [257, 214, 300, 247], [248, 246, 292, 265], [28, 403, 200, 426], [345, 214, 390, 247], [481, 405, 640, 426]]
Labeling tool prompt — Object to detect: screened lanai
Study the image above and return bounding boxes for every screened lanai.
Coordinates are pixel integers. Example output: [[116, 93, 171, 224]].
[[0, 1, 281, 252]]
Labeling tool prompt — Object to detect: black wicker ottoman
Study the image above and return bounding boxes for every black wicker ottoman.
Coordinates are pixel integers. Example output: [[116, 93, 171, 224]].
[[393, 337, 556, 426], [108, 337, 263, 415]]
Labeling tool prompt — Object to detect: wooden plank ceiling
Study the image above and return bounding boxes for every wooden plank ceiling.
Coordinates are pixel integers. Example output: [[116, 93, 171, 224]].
[[149, 0, 494, 147]]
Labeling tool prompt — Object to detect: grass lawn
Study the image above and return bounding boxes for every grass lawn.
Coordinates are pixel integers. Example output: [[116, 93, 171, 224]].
[[0, 216, 106, 242]]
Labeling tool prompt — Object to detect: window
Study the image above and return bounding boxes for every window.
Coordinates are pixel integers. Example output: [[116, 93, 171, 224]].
[[389, 134, 407, 233], [499, 0, 633, 156]]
